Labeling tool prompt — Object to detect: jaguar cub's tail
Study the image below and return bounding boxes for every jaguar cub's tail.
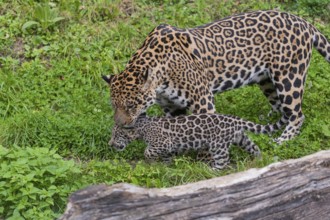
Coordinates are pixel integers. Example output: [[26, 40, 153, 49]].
[[241, 117, 287, 135], [312, 27, 330, 63]]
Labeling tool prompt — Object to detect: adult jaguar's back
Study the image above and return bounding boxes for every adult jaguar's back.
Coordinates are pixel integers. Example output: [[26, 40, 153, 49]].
[[103, 10, 330, 144]]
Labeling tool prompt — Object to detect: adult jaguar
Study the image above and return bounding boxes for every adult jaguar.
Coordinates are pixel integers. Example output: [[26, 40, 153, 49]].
[[103, 10, 330, 144], [109, 114, 285, 169]]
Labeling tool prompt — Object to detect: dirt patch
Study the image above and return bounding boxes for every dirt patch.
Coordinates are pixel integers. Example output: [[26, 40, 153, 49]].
[[12, 38, 24, 57], [119, 0, 136, 16], [11, 37, 26, 64]]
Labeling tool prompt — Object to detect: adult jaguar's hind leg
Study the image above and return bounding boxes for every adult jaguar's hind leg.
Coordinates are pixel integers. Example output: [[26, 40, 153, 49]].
[[271, 65, 309, 144], [259, 78, 282, 117]]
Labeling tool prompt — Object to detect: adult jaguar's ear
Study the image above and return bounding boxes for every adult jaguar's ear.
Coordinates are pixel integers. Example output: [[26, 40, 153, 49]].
[[102, 75, 115, 84], [142, 68, 154, 91], [141, 68, 150, 82]]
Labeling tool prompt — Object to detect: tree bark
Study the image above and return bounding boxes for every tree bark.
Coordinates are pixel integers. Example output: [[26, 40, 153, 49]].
[[60, 150, 330, 220]]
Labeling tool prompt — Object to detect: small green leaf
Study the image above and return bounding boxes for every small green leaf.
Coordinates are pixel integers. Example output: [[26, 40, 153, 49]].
[[22, 21, 40, 32], [321, 124, 330, 137], [130, 176, 139, 185], [52, 17, 65, 23]]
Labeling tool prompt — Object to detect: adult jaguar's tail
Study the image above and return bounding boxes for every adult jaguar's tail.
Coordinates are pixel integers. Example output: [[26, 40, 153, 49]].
[[241, 117, 287, 135], [312, 27, 330, 62]]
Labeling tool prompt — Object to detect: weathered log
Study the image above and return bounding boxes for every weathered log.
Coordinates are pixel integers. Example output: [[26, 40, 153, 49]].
[[60, 150, 330, 220]]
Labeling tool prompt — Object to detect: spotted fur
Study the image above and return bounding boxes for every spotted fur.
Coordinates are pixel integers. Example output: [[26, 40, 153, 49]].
[[103, 10, 330, 144], [109, 114, 285, 169]]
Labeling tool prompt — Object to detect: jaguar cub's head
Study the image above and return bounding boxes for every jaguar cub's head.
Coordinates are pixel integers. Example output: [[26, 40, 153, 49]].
[[103, 68, 156, 127], [108, 125, 138, 151]]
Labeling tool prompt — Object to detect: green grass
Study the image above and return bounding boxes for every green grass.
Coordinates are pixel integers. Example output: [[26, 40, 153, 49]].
[[0, 0, 329, 219]]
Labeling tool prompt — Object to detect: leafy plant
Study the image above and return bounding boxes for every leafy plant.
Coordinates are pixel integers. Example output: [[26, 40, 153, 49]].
[[0, 145, 83, 219], [79, 0, 122, 22], [22, 2, 65, 33]]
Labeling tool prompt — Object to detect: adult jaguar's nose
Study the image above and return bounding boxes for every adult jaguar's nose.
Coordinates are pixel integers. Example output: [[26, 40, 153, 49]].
[[114, 110, 132, 127]]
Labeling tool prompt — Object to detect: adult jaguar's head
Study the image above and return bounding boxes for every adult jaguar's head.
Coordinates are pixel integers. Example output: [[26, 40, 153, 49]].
[[103, 68, 156, 127], [103, 24, 180, 126]]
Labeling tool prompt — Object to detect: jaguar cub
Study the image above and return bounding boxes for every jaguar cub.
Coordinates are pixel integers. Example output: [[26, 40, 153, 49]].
[[109, 114, 284, 169]]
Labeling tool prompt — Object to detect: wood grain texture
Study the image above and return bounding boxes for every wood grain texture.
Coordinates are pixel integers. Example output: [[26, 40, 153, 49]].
[[60, 150, 330, 220]]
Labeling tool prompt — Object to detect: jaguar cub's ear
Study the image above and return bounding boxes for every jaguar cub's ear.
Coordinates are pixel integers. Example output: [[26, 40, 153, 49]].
[[102, 75, 115, 84]]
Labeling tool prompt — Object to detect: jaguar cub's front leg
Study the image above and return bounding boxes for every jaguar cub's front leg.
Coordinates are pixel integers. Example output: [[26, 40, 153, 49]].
[[208, 142, 231, 170], [196, 151, 213, 163], [144, 143, 175, 164]]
